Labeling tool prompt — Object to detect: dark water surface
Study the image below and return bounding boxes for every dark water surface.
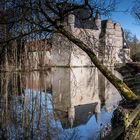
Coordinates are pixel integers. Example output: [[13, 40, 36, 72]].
[[0, 68, 121, 140]]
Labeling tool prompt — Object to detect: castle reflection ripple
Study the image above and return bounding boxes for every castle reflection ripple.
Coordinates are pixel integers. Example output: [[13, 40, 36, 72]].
[[0, 68, 122, 140]]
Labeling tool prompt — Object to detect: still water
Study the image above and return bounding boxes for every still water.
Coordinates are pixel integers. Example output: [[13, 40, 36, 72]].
[[0, 68, 121, 140]]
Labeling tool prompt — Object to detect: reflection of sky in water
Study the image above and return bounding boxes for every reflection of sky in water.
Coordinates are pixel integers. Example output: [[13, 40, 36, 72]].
[[55, 108, 113, 140], [24, 89, 114, 140], [0, 68, 121, 140]]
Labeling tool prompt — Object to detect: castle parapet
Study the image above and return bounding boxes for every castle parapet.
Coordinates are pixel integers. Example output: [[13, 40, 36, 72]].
[[106, 19, 114, 29], [114, 23, 122, 37], [114, 23, 121, 31]]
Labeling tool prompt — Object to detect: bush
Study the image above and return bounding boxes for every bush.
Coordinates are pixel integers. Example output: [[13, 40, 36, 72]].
[[131, 53, 140, 62]]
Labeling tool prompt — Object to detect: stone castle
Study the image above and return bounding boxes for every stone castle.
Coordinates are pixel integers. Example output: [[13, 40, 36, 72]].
[[20, 12, 130, 126], [24, 10, 130, 69], [0, 11, 131, 127], [20, 10, 131, 127]]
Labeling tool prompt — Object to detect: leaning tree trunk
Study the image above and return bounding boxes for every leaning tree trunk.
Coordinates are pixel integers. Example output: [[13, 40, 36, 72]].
[[57, 27, 140, 102]]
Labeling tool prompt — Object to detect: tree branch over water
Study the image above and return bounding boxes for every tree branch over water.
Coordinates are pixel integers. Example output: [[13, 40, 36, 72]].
[[0, 0, 139, 102]]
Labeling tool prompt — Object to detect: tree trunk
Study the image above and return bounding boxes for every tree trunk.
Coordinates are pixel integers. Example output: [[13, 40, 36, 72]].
[[102, 103, 140, 140], [57, 27, 140, 102]]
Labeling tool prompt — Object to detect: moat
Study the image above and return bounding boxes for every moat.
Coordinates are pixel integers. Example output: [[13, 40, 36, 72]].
[[0, 68, 121, 140]]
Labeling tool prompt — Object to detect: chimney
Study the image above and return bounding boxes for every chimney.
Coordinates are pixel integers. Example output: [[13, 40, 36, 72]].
[[67, 14, 75, 32], [95, 10, 101, 29]]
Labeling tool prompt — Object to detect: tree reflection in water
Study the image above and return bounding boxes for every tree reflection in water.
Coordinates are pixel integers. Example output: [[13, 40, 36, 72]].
[[0, 68, 121, 140]]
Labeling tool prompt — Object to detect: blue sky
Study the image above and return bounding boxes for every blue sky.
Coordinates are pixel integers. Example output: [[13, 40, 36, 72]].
[[110, 0, 140, 40]]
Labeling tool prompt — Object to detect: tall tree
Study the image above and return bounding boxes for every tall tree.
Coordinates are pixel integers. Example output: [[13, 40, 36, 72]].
[[0, 0, 139, 101], [132, 0, 140, 22], [124, 30, 140, 61]]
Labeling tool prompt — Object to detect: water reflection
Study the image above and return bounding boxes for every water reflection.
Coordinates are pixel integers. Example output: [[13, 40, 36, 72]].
[[0, 68, 121, 140]]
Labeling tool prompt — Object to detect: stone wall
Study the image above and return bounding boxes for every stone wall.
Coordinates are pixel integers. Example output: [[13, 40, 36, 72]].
[[51, 12, 130, 67], [51, 34, 71, 66], [118, 62, 140, 95]]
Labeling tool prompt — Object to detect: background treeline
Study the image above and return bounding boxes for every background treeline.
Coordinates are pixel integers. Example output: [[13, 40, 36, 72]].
[[125, 30, 140, 62]]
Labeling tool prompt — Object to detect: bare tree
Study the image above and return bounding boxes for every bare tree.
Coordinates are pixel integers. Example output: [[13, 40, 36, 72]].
[[132, 0, 140, 22], [0, 0, 139, 101]]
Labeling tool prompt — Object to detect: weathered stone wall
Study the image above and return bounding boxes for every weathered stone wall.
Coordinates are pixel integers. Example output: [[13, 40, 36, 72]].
[[68, 14, 101, 66], [51, 34, 71, 66], [26, 51, 51, 69], [15, 10, 130, 69], [118, 63, 140, 95], [51, 12, 129, 67], [99, 19, 128, 66]]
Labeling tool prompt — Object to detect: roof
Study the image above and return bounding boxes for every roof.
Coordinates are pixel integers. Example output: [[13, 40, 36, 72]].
[[25, 40, 52, 52]]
